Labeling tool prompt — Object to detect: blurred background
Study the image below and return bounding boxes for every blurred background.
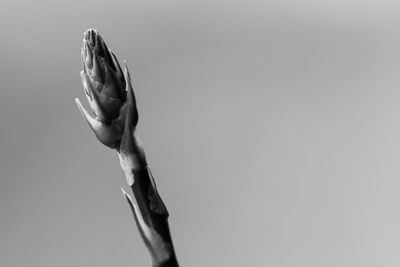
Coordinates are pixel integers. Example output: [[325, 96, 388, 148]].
[[1, 0, 400, 266]]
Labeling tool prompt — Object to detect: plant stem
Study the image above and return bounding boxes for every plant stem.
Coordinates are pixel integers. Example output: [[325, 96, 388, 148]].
[[120, 158, 179, 267]]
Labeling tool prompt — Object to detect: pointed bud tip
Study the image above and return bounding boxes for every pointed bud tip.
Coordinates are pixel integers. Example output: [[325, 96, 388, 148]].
[[84, 28, 98, 38], [83, 28, 103, 49]]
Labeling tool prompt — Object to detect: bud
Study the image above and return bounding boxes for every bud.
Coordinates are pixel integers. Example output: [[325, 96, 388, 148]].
[[76, 29, 139, 149], [81, 28, 126, 124]]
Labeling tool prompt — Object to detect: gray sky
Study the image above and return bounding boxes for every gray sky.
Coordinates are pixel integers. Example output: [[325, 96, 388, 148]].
[[1, 0, 400, 266]]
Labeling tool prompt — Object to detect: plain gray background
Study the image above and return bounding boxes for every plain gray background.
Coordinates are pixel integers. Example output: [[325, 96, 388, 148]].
[[1, 0, 400, 266]]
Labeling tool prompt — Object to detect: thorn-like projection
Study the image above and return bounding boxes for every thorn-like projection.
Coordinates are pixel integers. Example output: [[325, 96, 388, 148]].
[[75, 98, 103, 132], [117, 61, 140, 159], [121, 187, 149, 242], [121, 187, 137, 208], [75, 98, 120, 148], [121, 187, 172, 265], [123, 61, 139, 130]]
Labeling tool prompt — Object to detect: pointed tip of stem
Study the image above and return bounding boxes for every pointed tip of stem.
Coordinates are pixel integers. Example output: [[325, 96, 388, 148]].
[[121, 187, 137, 208], [123, 60, 133, 87], [75, 98, 85, 115], [75, 97, 103, 133], [120, 187, 130, 199]]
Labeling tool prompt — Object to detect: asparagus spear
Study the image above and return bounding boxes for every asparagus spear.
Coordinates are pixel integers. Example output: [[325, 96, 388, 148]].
[[75, 29, 179, 267]]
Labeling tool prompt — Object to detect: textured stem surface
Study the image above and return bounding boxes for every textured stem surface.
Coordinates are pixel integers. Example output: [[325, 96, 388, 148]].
[[121, 163, 179, 267]]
